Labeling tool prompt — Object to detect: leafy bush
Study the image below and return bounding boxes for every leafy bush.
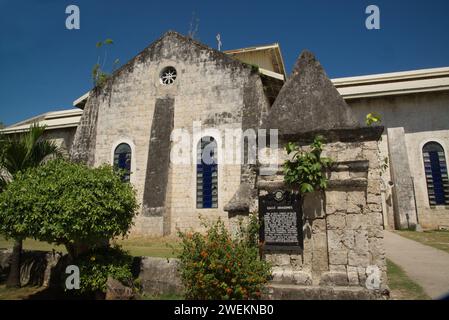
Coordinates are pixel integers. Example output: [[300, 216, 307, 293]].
[[177, 216, 272, 300], [283, 135, 333, 194], [73, 246, 135, 294], [0, 159, 138, 257]]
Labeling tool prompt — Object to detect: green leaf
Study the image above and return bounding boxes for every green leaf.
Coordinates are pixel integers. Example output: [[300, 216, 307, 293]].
[[365, 112, 382, 126], [282, 135, 333, 195], [300, 183, 313, 194]]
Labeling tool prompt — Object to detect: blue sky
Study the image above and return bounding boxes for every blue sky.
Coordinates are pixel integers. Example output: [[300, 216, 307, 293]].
[[1, 0, 449, 125]]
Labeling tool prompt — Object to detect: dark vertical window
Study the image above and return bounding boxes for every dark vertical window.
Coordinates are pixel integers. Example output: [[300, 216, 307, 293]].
[[196, 137, 218, 209], [423, 142, 449, 206], [114, 143, 132, 182]]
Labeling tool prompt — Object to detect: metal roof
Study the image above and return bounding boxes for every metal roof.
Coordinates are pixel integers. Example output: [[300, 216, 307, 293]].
[[1, 109, 82, 134], [332, 67, 449, 99]]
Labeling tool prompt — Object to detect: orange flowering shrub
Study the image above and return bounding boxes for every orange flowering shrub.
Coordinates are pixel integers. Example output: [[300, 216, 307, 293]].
[[177, 215, 272, 300]]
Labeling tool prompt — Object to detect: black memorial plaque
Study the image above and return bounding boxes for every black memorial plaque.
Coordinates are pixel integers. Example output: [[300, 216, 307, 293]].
[[259, 190, 303, 251]]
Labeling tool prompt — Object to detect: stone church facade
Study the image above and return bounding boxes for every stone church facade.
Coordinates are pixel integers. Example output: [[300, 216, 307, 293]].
[[3, 31, 449, 235]]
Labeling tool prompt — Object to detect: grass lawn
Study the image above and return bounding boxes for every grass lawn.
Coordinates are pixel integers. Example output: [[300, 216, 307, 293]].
[[0, 236, 431, 300], [111, 236, 180, 258], [0, 237, 65, 253], [0, 236, 180, 258], [1, 257, 428, 300], [0, 285, 46, 300], [395, 230, 449, 254], [386, 259, 430, 300]]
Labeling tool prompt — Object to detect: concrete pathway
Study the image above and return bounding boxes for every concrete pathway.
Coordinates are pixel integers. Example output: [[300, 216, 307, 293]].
[[383, 231, 449, 299]]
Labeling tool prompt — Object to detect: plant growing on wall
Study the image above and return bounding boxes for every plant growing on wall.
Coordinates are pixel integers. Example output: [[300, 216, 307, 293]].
[[283, 135, 333, 194], [365, 112, 389, 174], [187, 11, 200, 40], [92, 38, 120, 87], [365, 112, 382, 126]]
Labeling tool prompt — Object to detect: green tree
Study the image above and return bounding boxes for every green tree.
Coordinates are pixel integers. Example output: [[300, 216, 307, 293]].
[[0, 159, 138, 260], [0, 124, 60, 287], [0, 121, 4, 129]]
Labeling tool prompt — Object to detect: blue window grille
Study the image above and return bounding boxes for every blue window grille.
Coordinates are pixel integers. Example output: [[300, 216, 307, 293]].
[[197, 137, 218, 209], [423, 142, 449, 206], [114, 143, 132, 182]]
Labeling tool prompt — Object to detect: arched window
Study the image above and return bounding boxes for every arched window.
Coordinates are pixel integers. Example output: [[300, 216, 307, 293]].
[[196, 137, 218, 209], [423, 142, 449, 206], [114, 143, 132, 182]]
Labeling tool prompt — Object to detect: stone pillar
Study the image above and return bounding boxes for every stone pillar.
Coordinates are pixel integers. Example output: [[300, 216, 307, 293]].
[[142, 97, 175, 236], [387, 127, 418, 230]]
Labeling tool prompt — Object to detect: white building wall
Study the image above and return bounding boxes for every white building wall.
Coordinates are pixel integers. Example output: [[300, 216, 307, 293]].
[[347, 91, 449, 229]]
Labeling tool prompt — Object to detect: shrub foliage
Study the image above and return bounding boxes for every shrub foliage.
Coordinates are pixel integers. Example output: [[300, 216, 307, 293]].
[[177, 216, 272, 300], [0, 159, 138, 256], [74, 246, 135, 294]]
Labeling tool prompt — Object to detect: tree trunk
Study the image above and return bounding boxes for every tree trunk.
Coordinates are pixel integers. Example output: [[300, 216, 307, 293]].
[[6, 239, 22, 288], [65, 243, 90, 260]]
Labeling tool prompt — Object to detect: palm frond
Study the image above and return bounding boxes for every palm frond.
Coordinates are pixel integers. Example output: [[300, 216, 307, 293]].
[[0, 123, 60, 177], [2, 140, 28, 175], [31, 140, 61, 165], [24, 124, 46, 162]]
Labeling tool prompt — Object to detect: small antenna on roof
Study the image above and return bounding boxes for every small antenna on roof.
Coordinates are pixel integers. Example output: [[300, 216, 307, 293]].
[[216, 33, 222, 51]]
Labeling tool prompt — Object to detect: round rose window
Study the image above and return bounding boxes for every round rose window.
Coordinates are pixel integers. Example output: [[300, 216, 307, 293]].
[[160, 66, 177, 85]]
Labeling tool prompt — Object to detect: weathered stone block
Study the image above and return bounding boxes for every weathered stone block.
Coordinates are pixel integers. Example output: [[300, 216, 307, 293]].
[[367, 192, 381, 204], [347, 266, 360, 286], [327, 214, 346, 230], [266, 254, 291, 267], [327, 229, 343, 251], [346, 214, 367, 230], [348, 251, 370, 267], [368, 237, 385, 266], [354, 230, 369, 253], [272, 269, 313, 286], [326, 191, 347, 207], [329, 250, 348, 265], [358, 266, 367, 285], [368, 203, 382, 212], [311, 218, 327, 234], [312, 233, 329, 273], [105, 276, 136, 300], [293, 272, 313, 285], [303, 192, 325, 219], [347, 191, 366, 208], [329, 265, 346, 273], [139, 257, 182, 296], [319, 271, 349, 286]]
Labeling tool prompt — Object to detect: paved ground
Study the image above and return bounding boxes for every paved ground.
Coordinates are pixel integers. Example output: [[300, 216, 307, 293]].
[[384, 230, 449, 299]]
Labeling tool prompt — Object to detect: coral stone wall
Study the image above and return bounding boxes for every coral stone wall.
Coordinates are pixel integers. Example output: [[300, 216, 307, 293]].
[[70, 32, 269, 236], [257, 135, 388, 296]]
